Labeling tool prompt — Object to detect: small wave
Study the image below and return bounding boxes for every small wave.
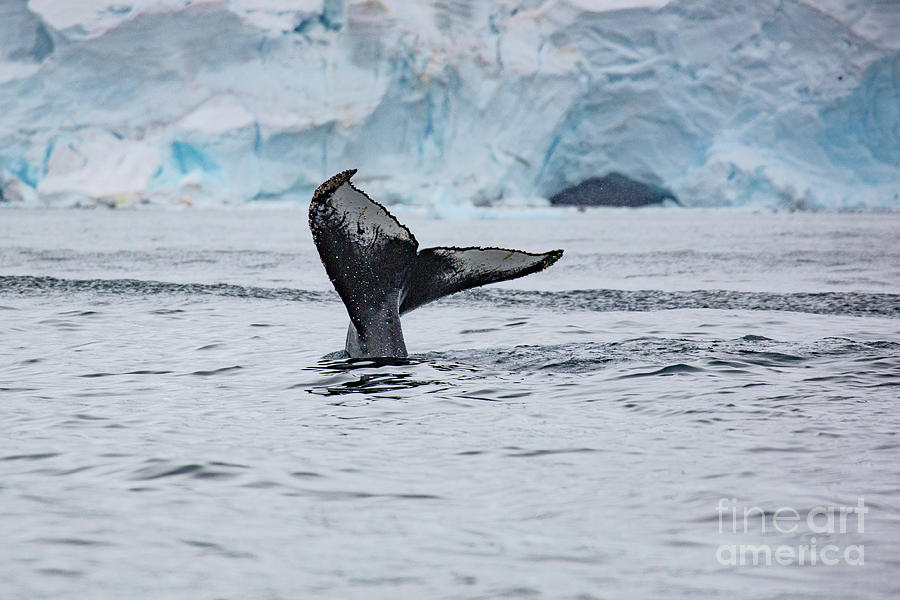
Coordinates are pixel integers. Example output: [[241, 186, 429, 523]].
[[189, 365, 243, 377], [426, 337, 900, 376], [181, 539, 255, 559], [0, 275, 330, 303], [618, 363, 704, 378], [36, 568, 82, 578], [136, 464, 205, 480], [33, 538, 113, 547], [1, 275, 896, 317], [131, 460, 247, 482], [505, 447, 600, 457], [737, 350, 805, 367], [79, 369, 175, 378], [2, 452, 59, 461], [459, 288, 900, 317]]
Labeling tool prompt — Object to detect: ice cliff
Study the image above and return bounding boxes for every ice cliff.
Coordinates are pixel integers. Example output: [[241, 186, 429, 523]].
[[0, 0, 898, 210]]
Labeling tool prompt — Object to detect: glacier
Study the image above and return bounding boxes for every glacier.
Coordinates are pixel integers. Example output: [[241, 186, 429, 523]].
[[0, 0, 898, 210]]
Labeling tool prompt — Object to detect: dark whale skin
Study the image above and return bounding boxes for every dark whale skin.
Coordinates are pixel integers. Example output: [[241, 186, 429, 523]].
[[309, 170, 563, 358]]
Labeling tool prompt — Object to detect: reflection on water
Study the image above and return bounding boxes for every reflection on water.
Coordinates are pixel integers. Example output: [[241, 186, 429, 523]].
[[302, 357, 437, 397]]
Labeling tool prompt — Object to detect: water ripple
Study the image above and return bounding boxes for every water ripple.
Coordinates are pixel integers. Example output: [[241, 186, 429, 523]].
[[2, 275, 897, 316]]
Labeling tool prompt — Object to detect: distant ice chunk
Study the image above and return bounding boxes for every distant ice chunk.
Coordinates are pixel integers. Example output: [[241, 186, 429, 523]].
[[39, 129, 161, 206]]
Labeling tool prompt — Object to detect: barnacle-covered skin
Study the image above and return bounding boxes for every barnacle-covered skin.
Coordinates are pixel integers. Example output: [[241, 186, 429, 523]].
[[309, 170, 563, 358]]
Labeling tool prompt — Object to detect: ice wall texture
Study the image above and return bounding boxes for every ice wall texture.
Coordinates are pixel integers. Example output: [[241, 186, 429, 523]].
[[0, 0, 897, 209]]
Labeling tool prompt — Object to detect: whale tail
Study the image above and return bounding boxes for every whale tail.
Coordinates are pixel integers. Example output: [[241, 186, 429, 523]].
[[400, 246, 563, 314], [309, 170, 563, 358]]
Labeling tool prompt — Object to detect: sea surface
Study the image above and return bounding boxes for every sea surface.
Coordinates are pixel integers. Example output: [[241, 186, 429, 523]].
[[1, 208, 899, 599]]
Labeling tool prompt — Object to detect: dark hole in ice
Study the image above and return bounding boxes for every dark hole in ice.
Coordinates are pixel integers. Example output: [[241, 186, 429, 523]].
[[549, 172, 680, 207]]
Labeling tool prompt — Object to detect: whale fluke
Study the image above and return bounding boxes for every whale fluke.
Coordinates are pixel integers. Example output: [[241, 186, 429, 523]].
[[400, 246, 563, 314], [309, 169, 417, 358], [309, 170, 563, 358]]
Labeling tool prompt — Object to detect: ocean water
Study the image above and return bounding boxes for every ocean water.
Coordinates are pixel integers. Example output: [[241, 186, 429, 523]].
[[1, 208, 899, 599]]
